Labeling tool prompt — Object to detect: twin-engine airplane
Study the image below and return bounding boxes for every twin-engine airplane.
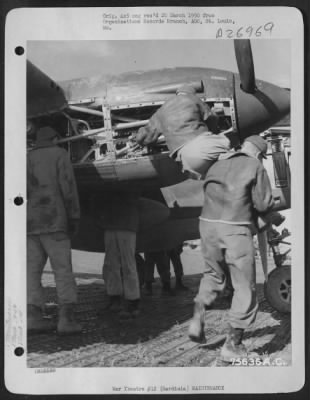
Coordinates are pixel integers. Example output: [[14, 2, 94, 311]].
[[27, 39, 291, 312]]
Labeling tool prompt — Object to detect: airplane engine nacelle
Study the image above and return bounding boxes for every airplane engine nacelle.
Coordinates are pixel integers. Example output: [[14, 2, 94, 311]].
[[74, 151, 187, 191]]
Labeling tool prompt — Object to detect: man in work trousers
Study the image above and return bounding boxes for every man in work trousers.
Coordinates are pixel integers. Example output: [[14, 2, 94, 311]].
[[144, 250, 175, 296], [27, 126, 82, 335], [102, 193, 141, 318], [143, 244, 188, 296], [167, 244, 188, 291], [188, 135, 274, 362]]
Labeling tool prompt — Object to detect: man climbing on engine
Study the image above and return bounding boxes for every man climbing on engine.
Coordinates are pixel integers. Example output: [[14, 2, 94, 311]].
[[136, 83, 238, 180]]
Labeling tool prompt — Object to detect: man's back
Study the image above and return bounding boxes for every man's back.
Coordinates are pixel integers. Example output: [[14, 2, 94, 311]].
[[27, 145, 80, 234], [201, 152, 274, 224], [28, 146, 64, 189], [156, 93, 209, 135], [138, 92, 211, 154]]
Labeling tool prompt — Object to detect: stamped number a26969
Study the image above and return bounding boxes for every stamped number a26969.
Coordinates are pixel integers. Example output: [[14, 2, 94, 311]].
[[216, 22, 274, 39]]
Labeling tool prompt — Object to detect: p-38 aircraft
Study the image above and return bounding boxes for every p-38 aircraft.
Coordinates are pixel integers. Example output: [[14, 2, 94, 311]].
[[27, 39, 291, 312]]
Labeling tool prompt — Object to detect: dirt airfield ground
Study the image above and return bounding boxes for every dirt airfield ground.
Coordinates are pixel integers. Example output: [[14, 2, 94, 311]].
[[27, 244, 291, 368]]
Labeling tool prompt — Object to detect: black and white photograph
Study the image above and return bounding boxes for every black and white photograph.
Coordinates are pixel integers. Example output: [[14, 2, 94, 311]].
[[4, 7, 304, 395]]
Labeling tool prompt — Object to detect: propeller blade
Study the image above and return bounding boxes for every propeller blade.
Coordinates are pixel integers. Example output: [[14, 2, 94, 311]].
[[234, 39, 256, 94]]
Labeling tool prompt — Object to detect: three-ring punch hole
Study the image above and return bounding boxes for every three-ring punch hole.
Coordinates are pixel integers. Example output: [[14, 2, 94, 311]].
[[14, 347, 24, 357], [14, 196, 24, 206], [15, 46, 24, 56]]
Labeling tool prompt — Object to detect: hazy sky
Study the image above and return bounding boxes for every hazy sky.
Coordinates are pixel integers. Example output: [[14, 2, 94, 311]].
[[27, 39, 290, 87]]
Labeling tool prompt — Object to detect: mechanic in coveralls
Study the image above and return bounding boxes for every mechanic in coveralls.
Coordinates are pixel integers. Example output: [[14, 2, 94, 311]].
[[27, 126, 81, 335], [102, 192, 141, 319], [144, 250, 175, 296], [167, 244, 188, 290], [144, 244, 188, 295], [188, 135, 274, 362], [136, 83, 237, 179]]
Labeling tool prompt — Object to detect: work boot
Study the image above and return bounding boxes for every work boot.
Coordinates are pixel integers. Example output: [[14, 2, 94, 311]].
[[144, 282, 153, 296], [27, 304, 56, 334], [175, 277, 189, 291], [119, 299, 140, 319], [57, 304, 82, 335], [162, 282, 176, 296], [106, 295, 122, 311], [220, 325, 248, 362], [188, 301, 206, 343]]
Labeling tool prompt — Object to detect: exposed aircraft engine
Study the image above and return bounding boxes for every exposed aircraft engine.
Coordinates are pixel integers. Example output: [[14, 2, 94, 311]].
[[49, 98, 235, 162], [26, 39, 290, 192]]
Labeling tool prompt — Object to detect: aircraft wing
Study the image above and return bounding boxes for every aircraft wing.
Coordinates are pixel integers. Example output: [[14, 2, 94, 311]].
[[27, 60, 67, 118]]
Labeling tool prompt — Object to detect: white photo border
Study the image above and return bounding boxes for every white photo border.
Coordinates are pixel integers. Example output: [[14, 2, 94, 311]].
[[4, 6, 305, 395]]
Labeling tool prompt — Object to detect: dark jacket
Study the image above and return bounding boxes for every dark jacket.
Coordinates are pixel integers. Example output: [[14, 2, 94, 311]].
[[137, 93, 211, 154], [200, 152, 274, 225], [100, 193, 139, 232], [27, 143, 80, 234]]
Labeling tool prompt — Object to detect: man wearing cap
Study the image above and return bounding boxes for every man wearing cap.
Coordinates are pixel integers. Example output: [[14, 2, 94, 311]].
[[188, 135, 274, 362], [27, 126, 82, 335], [136, 84, 235, 179]]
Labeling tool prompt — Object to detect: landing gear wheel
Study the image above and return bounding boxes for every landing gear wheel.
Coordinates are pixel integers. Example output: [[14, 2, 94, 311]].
[[264, 265, 291, 313]]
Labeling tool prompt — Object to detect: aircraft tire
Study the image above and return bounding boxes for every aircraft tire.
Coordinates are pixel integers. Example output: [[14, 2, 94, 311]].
[[264, 265, 291, 313]]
